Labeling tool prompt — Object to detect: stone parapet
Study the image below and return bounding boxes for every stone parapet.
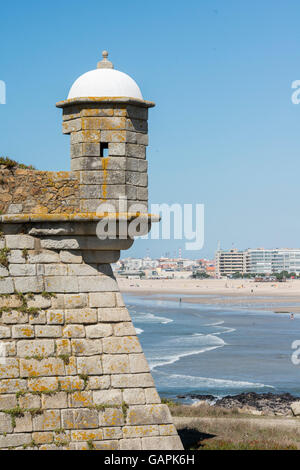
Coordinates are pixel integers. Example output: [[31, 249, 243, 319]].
[[0, 169, 79, 215]]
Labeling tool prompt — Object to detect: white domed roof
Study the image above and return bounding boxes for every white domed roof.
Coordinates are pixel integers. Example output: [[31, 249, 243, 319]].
[[68, 68, 143, 100], [67, 51, 143, 100]]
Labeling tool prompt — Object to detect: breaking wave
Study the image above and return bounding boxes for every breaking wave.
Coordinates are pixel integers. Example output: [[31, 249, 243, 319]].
[[149, 334, 226, 371], [155, 371, 274, 391]]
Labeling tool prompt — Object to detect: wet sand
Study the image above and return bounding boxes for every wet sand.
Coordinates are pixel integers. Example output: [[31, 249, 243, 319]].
[[118, 278, 300, 313]]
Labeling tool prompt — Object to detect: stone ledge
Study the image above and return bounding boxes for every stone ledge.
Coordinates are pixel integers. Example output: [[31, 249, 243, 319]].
[[0, 212, 160, 224], [56, 97, 155, 109]]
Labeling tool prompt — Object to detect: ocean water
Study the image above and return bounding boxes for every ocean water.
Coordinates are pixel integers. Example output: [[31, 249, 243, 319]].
[[123, 294, 300, 402]]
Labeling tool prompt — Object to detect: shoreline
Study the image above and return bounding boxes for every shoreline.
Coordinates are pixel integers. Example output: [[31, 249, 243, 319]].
[[171, 391, 299, 417], [119, 278, 300, 403], [118, 278, 300, 313]]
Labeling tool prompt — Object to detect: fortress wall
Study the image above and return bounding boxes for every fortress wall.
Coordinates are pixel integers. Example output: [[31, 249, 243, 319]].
[[0, 170, 80, 215], [0, 87, 184, 450], [0, 229, 183, 450]]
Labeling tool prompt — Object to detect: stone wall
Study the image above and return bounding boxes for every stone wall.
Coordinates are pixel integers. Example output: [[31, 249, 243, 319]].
[[0, 227, 183, 450], [1, 101, 150, 218], [0, 168, 80, 215], [0, 96, 184, 450], [60, 102, 149, 213]]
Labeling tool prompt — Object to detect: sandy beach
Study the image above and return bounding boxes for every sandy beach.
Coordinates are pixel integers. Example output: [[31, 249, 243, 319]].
[[118, 278, 300, 313]]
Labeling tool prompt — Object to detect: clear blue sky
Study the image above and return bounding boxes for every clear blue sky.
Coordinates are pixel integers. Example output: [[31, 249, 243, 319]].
[[1, 0, 300, 259]]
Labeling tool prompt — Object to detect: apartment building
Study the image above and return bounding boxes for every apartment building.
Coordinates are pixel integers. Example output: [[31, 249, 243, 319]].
[[247, 249, 300, 274], [216, 248, 300, 276], [215, 249, 248, 277]]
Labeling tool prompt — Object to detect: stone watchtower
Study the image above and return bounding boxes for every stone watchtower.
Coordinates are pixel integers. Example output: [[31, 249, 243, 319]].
[[57, 51, 152, 215], [0, 52, 183, 450]]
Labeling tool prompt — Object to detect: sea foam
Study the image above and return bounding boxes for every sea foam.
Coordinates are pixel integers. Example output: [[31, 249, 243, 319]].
[[155, 371, 274, 391], [149, 333, 226, 371], [135, 328, 144, 335], [132, 311, 173, 325]]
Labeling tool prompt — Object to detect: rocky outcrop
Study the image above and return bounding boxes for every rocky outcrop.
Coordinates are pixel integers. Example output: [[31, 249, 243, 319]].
[[291, 401, 300, 416], [178, 392, 298, 416], [215, 392, 296, 415]]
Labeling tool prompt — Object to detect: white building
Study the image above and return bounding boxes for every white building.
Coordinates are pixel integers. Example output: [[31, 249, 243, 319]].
[[120, 257, 159, 272], [215, 248, 300, 276], [247, 249, 300, 274]]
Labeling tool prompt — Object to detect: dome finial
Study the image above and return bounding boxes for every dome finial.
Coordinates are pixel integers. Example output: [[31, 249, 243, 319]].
[[97, 50, 114, 69]]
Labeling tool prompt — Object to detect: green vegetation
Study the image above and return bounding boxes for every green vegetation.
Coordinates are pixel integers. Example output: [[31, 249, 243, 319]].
[[54, 428, 66, 435], [2, 405, 43, 428], [41, 291, 57, 299], [54, 439, 69, 448], [15, 386, 64, 400], [53, 429, 69, 448], [15, 291, 28, 308], [25, 355, 45, 362], [167, 401, 300, 450], [26, 307, 40, 316], [161, 397, 178, 407], [28, 408, 43, 417], [0, 248, 10, 268], [170, 402, 240, 418], [87, 440, 95, 450], [88, 401, 129, 420], [58, 354, 71, 365], [89, 403, 119, 412], [79, 374, 89, 389], [22, 440, 37, 450], [121, 401, 129, 420], [198, 439, 297, 451], [0, 292, 41, 319], [0, 157, 35, 170], [3, 406, 25, 428], [22, 249, 29, 261], [229, 270, 300, 280], [192, 272, 210, 279], [274, 271, 292, 280]]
